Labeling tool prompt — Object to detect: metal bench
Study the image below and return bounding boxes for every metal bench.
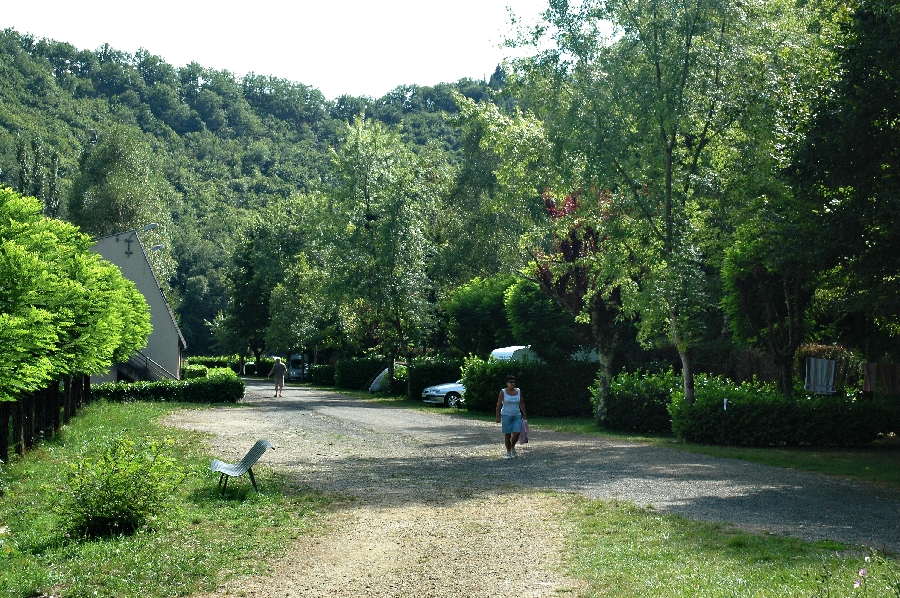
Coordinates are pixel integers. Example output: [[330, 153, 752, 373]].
[[211, 439, 274, 493]]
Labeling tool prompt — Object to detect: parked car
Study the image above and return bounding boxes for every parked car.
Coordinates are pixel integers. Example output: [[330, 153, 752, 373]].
[[287, 355, 305, 381], [422, 380, 465, 407]]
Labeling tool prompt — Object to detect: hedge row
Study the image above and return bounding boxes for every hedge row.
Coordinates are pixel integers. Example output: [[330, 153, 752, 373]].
[[93, 368, 244, 403], [334, 358, 388, 390], [308, 364, 335, 386], [408, 358, 465, 399], [594, 369, 678, 433], [186, 355, 235, 368], [670, 374, 898, 446], [461, 357, 595, 417]]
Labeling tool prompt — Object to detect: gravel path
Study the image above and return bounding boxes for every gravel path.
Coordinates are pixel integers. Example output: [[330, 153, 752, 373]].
[[164, 380, 900, 597]]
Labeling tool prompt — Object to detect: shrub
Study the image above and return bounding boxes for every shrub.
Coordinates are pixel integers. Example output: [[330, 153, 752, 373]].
[[186, 355, 234, 367], [56, 436, 184, 537], [596, 370, 678, 433], [93, 368, 244, 403], [334, 357, 387, 390], [461, 356, 595, 417], [308, 364, 335, 386], [408, 357, 465, 398], [182, 364, 208, 379], [669, 374, 890, 446], [256, 357, 275, 377]]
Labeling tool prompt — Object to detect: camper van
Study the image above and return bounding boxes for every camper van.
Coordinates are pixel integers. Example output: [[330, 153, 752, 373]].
[[489, 346, 540, 361], [287, 354, 306, 381]]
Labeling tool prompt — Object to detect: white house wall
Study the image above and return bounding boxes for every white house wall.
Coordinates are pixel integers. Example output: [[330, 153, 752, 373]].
[[92, 231, 185, 382]]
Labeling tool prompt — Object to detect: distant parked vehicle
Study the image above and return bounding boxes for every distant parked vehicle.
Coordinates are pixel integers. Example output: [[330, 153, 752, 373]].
[[422, 380, 465, 407], [287, 355, 306, 381]]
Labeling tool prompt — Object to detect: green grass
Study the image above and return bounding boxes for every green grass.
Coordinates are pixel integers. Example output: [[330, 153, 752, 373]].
[[563, 496, 900, 597], [0, 400, 331, 598]]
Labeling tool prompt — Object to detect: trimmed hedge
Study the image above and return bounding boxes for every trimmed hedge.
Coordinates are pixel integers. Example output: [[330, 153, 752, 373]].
[[595, 370, 678, 433], [461, 357, 595, 417], [186, 355, 239, 372], [334, 358, 387, 390], [669, 374, 891, 446], [408, 357, 465, 399], [308, 364, 335, 386], [93, 368, 244, 403], [182, 364, 208, 379]]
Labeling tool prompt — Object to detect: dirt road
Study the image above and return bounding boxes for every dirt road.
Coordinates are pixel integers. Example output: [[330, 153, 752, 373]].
[[165, 380, 900, 597]]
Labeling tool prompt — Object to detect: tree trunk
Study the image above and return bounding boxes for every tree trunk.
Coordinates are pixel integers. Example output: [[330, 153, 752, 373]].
[[595, 350, 612, 426], [679, 348, 695, 404], [12, 399, 24, 457], [0, 401, 10, 464], [49, 380, 61, 433], [23, 391, 35, 450], [63, 376, 72, 425], [34, 388, 45, 442], [775, 355, 794, 398]]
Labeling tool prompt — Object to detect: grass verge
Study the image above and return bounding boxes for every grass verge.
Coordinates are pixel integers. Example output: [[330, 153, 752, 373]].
[[0, 400, 330, 598], [563, 495, 900, 597]]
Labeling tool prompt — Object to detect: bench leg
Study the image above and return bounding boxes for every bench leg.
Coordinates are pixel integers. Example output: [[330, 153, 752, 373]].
[[247, 467, 258, 491], [221, 475, 228, 494], [218, 473, 225, 487]]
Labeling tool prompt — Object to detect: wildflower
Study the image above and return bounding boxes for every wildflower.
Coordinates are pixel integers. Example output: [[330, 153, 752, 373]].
[[859, 568, 868, 576], [855, 579, 862, 589]]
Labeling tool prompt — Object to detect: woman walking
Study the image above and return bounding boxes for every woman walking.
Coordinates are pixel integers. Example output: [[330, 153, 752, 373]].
[[495, 375, 527, 459]]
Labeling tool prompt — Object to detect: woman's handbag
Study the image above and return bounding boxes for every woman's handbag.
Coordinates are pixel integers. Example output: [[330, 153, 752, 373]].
[[520, 419, 530, 444]]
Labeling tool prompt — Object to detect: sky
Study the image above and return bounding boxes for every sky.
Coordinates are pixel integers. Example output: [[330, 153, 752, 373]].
[[2, 0, 549, 100]]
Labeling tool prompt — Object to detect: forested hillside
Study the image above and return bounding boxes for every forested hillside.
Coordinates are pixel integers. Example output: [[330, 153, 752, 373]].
[[0, 27, 506, 355]]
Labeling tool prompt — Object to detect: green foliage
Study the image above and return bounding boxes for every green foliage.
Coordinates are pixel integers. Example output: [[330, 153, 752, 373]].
[[669, 374, 890, 446], [182, 364, 208, 379], [407, 357, 465, 398], [334, 358, 387, 391], [461, 356, 595, 417], [308, 364, 335, 386], [442, 275, 516, 358], [186, 355, 239, 370], [0, 187, 150, 401], [56, 436, 184, 537], [596, 370, 679, 434], [504, 277, 586, 364], [93, 368, 244, 403]]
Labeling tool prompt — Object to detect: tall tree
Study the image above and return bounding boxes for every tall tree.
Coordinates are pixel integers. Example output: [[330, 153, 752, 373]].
[[325, 118, 449, 394], [792, 0, 900, 357], [67, 127, 177, 288], [507, 0, 832, 401]]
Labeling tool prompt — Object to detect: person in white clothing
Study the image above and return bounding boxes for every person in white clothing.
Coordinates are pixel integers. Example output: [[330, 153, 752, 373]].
[[495, 375, 527, 459]]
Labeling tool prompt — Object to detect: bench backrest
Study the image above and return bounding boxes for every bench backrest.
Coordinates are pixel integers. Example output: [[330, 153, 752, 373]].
[[233, 439, 274, 475]]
